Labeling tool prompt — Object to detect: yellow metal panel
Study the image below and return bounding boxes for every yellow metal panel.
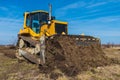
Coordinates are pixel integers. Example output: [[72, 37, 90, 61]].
[[24, 10, 48, 14], [23, 13, 28, 29], [49, 22, 56, 35], [40, 24, 48, 36], [30, 10, 48, 14], [52, 20, 68, 24], [19, 27, 40, 38], [28, 28, 40, 37], [19, 28, 29, 34]]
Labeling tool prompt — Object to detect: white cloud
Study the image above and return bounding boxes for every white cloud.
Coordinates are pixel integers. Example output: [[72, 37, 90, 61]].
[[68, 15, 120, 38], [55, 1, 112, 18], [55, 1, 87, 17], [0, 17, 23, 28], [83, 16, 120, 23], [0, 17, 23, 23], [68, 15, 120, 24], [0, 6, 8, 11], [86, 2, 107, 8], [0, 17, 23, 44], [0, 5, 24, 44], [61, 1, 86, 10], [107, 0, 120, 2], [0, 5, 23, 18], [87, 9, 100, 14]]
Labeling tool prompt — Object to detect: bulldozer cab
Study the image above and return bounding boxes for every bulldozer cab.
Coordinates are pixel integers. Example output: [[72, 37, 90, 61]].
[[21, 10, 68, 37], [26, 11, 49, 34]]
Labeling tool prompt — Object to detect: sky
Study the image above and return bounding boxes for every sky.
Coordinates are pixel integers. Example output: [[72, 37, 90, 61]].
[[0, 0, 120, 44]]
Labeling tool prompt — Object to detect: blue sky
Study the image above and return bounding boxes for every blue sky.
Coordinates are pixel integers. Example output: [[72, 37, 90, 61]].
[[0, 0, 120, 44]]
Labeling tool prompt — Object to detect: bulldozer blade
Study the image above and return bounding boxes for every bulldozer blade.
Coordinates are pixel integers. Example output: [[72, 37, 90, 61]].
[[40, 35, 46, 64], [19, 49, 40, 64]]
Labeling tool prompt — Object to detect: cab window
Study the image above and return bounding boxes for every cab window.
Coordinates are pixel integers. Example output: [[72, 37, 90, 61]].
[[26, 13, 40, 33]]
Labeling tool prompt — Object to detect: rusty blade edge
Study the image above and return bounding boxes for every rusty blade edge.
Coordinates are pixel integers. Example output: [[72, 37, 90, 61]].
[[19, 49, 40, 64]]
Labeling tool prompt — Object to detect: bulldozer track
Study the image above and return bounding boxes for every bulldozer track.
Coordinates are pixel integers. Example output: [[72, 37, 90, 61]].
[[18, 35, 40, 47]]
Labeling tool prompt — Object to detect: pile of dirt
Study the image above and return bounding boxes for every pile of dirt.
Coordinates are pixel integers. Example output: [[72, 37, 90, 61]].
[[41, 36, 111, 76]]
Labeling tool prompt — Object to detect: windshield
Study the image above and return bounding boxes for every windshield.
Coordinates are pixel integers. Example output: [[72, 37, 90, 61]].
[[39, 12, 48, 24], [26, 12, 49, 33]]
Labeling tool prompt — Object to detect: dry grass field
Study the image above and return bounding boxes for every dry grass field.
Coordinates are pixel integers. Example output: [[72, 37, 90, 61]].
[[0, 45, 120, 80]]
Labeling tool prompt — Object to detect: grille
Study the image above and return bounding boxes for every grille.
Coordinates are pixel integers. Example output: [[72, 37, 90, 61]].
[[55, 23, 67, 34]]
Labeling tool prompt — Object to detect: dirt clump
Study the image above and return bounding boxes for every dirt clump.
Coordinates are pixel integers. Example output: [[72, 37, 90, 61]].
[[42, 36, 111, 77]]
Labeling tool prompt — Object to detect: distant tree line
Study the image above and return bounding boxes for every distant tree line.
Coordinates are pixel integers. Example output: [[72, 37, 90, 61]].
[[102, 43, 120, 48]]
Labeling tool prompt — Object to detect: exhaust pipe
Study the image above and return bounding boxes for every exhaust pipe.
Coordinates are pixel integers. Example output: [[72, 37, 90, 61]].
[[49, 3, 52, 20], [48, 4, 52, 24]]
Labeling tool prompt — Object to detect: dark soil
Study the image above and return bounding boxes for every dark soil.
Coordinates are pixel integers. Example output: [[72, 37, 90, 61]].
[[0, 45, 16, 58], [42, 36, 111, 77]]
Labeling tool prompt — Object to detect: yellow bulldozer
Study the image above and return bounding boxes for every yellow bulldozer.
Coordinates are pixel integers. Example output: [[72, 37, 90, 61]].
[[16, 5, 100, 65]]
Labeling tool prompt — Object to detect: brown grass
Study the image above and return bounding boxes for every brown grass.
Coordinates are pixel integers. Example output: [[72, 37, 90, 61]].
[[0, 46, 120, 80]]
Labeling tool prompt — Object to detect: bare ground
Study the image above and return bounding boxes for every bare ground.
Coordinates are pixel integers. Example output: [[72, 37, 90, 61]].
[[0, 45, 120, 80]]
